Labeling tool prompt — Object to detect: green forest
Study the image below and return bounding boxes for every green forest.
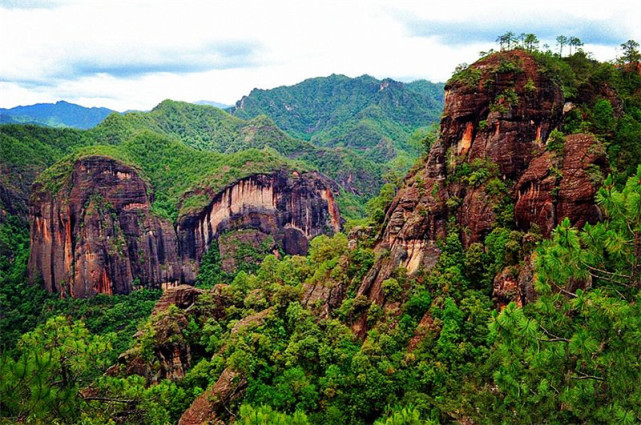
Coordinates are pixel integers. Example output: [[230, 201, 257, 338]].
[[1, 35, 641, 425]]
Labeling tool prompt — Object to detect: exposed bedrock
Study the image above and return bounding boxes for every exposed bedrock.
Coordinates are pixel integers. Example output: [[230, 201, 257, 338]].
[[28, 157, 341, 297], [176, 170, 341, 282], [28, 156, 181, 298], [358, 50, 608, 310]]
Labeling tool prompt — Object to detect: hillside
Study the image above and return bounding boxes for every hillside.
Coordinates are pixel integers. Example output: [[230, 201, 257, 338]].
[[91, 100, 385, 202], [0, 101, 115, 129], [2, 40, 641, 425], [0, 125, 93, 218], [230, 74, 445, 163]]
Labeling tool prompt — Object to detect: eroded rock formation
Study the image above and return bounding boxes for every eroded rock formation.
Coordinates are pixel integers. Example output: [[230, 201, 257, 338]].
[[177, 170, 341, 282], [28, 157, 341, 297], [358, 50, 608, 309], [28, 156, 182, 298], [105, 285, 222, 385], [515, 133, 608, 236]]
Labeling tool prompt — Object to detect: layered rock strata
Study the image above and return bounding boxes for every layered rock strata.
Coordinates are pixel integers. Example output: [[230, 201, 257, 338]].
[[176, 170, 341, 282], [28, 156, 181, 298], [28, 157, 341, 297]]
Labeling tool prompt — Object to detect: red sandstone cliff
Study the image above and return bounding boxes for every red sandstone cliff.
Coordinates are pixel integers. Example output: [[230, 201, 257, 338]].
[[358, 50, 608, 311], [28, 157, 341, 297], [176, 170, 341, 282], [28, 156, 181, 298]]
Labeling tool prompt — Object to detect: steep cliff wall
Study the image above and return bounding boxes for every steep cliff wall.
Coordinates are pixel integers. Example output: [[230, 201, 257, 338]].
[[176, 170, 341, 282], [28, 157, 341, 297], [514, 133, 608, 236], [28, 156, 182, 297], [358, 51, 607, 306]]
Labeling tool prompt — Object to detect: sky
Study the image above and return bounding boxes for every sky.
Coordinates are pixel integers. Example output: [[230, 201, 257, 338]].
[[1, 0, 640, 111]]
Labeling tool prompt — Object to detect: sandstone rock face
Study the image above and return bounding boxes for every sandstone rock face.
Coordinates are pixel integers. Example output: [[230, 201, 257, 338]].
[[492, 257, 535, 309], [176, 170, 341, 282], [178, 367, 247, 425], [105, 285, 223, 385], [359, 51, 607, 309], [28, 156, 181, 298], [515, 133, 608, 236], [28, 157, 341, 297]]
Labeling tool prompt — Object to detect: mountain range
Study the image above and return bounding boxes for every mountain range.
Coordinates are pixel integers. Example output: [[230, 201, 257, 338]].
[[0, 100, 115, 129]]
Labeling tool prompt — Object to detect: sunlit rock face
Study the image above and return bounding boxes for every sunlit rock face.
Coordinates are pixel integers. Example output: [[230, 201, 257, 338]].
[[176, 170, 341, 282], [28, 156, 182, 298]]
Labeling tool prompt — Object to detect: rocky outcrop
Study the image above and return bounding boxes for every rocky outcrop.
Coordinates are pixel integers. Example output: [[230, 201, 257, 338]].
[[177, 170, 341, 282], [358, 50, 607, 309], [492, 256, 535, 308], [28, 157, 341, 297], [106, 285, 220, 385], [515, 133, 608, 236], [178, 308, 272, 424], [28, 156, 182, 298], [178, 367, 247, 425]]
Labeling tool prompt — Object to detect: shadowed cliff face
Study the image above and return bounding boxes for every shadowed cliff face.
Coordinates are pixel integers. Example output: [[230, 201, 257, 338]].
[[28, 157, 341, 297], [357, 51, 608, 313]]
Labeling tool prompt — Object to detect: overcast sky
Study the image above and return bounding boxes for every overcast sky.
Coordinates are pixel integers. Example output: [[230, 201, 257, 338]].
[[1, 0, 640, 111]]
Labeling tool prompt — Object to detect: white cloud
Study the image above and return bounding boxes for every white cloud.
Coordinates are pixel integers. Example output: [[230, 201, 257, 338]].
[[1, 0, 639, 111]]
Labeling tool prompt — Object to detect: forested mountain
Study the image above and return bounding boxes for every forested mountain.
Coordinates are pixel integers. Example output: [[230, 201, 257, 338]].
[[0, 100, 115, 129], [90, 99, 385, 202], [231, 74, 444, 163], [2, 38, 641, 425]]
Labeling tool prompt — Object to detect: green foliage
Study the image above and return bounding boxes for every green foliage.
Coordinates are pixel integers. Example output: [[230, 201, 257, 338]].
[[0, 215, 51, 352], [230, 74, 444, 163], [536, 168, 641, 293], [486, 167, 641, 422], [238, 404, 310, 424], [496, 56, 523, 74], [0, 316, 115, 423], [546, 129, 566, 155], [374, 405, 436, 424], [382, 278, 403, 301], [449, 158, 499, 188], [593, 99, 616, 134], [449, 65, 482, 88]]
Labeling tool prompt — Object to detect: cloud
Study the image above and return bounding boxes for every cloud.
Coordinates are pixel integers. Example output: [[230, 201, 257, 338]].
[[0, 0, 66, 9], [0, 2, 264, 83], [66, 40, 261, 79], [1, 0, 640, 111]]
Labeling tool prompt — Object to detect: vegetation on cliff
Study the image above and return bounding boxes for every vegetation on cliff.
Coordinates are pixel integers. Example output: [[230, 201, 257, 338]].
[[1, 36, 641, 424]]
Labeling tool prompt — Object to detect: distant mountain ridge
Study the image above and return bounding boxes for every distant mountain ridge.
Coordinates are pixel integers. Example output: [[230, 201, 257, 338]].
[[91, 99, 383, 199], [194, 100, 233, 109], [0, 100, 114, 129], [230, 74, 445, 163]]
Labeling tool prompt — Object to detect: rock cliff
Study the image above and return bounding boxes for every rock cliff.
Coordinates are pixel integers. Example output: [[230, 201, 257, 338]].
[[28, 156, 181, 298], [514, 133, 607, 236], [358, 50, 608, 307], [28, 157, 341, 297], [176, 170, 341, 282]]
